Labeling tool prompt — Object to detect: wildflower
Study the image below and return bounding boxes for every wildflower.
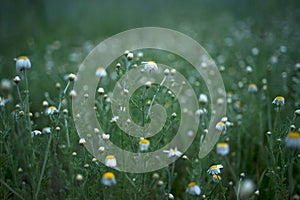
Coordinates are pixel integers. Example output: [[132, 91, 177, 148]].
[[212, 174, 222, 183], [142, 61, 158, 72], [272, 96, 284, 106], [45, 106, 58, 115], [14, 56, 31, 72], [285, 131, 300, 149], [1, 79, 12, 92], [195, 108, 207, 116], [68, 73, 77, 81], [168, 193, 174, 199], [102, 172, 117, 186], [97, 87, 105, 94], [69, 90, 77, 98], [76, 174, 83, 181], [164, 68, 170, 76], [13, 76, 21, 84], [239, 179, 255, 199], [215, 121, 226, 131], [105, 155, 117, 167], [31, 130, 42, 137], [127, 52, 134, 60], [102, 133, 110, 141], [207, 164, 223, 175], [199, 93, 208, 104], [95, 67, 107, 77], [186, 182, 201, 195], [98, 146, 105, 152], [79, 138, 86, 145], [110, 116, 119, 123], [0, 97, 8, 107], [251, 47, 259, 55], [42, 127, 51, 134], [294, 109, 300, 117], [248, 84, 258, 92], [216, 142, 230, 156], [139, 138, 150, 151], [145, 81, 152, 89], [163, 147, 183, 158]]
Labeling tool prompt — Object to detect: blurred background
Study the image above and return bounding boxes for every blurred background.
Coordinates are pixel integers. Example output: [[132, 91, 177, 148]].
[[0, 0, 299, 114]]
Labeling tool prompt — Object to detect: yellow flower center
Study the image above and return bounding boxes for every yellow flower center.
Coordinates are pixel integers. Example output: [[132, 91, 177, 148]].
[[148, 60, 156, 63], [275, 96, 284, 101], [49, 106, 57, 110], [188, 182, 197, 187], [217, 142, 228, 148], [103, 172, 115, 179], [249, 83, 257, 88], [139, 139, 149, 144], [217, 122, 225, 126], [213, 174, 221, 180], [210, 165, 217, 169], [106, 155, 115, 159], [17, 56, 28, 60], [287, 131, 300, 139]]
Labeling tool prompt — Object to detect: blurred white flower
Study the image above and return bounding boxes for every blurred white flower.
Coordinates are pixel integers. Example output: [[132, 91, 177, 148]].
[[14, 56, 31, 72], [139, 138, 150, 151], [142, 61, 158, 72], [216, 142, 229, 156], [186, 182, 201, 195], [95, 67, 107, 77], [105, 155, 117, 167], [163, 147, 182, 158], [102, 172, 116, 186]]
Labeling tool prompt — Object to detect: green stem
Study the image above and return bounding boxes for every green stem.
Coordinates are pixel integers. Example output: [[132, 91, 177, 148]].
[[35, 133, 53, 199], [146, 76, 167, 119], [0, 179, 25, 200]]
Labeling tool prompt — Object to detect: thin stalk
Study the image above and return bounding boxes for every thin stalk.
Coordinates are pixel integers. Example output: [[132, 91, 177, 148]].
[[35, 133, 53, 199], [146, 76, 167, 119], [23, 70, 32, 134], [0, 179, 25, 200], [64, 114, 70, 148]]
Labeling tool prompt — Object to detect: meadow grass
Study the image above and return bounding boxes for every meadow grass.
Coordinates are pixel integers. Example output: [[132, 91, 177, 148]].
[[0, 1, 300, 199]]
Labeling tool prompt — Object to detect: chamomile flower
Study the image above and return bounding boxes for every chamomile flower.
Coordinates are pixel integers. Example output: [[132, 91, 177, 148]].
[[248, 84, 258, 92], [105, 155, 117, 167], [139, 138, 150, 151], [163, 147, 183, 158], [212, 174, 222, 183], [14, 56, 31, 72], [95, 67, 107, 77], [272, 96, 284, 106], [79, 138, 86, 145], [216, 142, 230, 156], [285, 131, 300, 149], [45, 106, 58, 115], [142, 61, 158, 72], [0, 97, 8, 107], [215, 121, 226, 131], [42, 127, 51, 134], [102, 172, 116, 186], [199, 93, 208, 104], [186, 182, 201, 195], [31, 130, 42, 137], [207, 164, 223, 175]]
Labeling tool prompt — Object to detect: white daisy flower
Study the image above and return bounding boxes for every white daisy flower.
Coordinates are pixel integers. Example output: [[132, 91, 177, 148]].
[[14, 56, 31, 72], [142, 61, 158, 72], [102, 172, 116, 186], [216, 142, 230, 156], [207, 164, 223, 175], [95, 67, 107, 77], [139, 138, 150, 151], [105, 155, 117, 167], [272, 96, 284, 106], [163, 147, 182, 158], [186, 182, 201, 195]]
